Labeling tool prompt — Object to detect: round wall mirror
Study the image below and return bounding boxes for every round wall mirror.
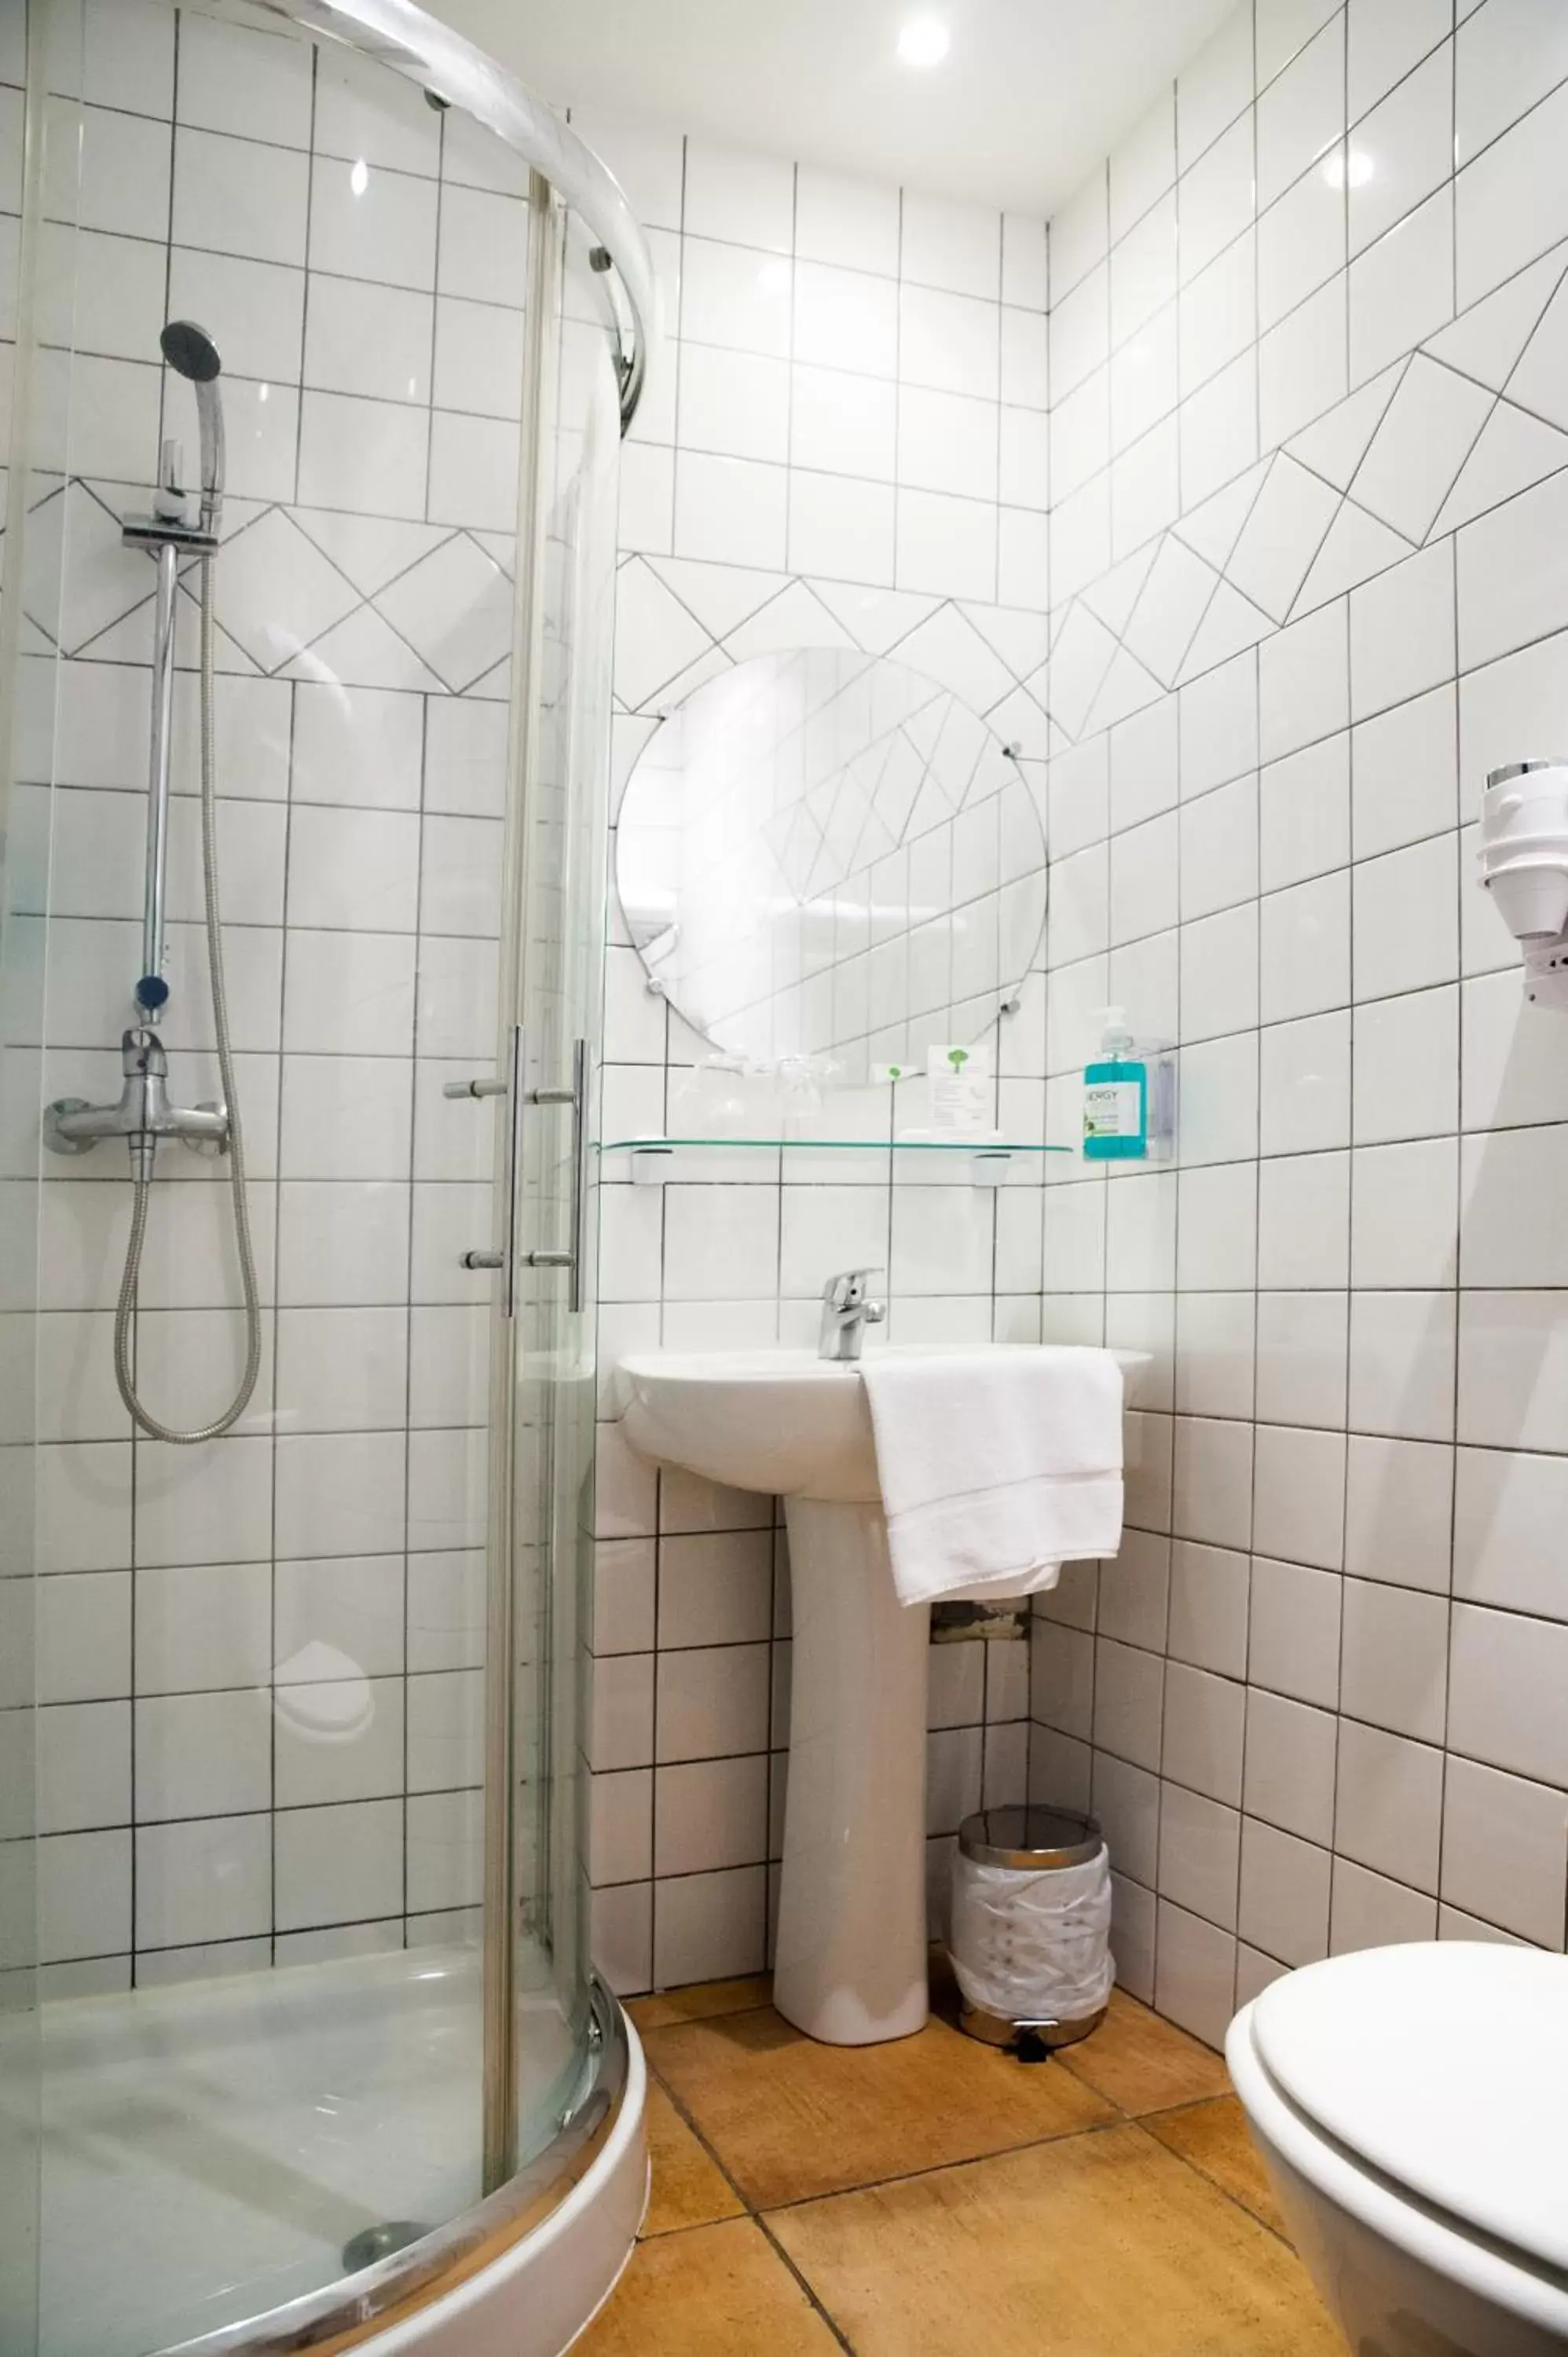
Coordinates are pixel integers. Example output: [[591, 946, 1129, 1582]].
[[614, 648, 1048, 1084]]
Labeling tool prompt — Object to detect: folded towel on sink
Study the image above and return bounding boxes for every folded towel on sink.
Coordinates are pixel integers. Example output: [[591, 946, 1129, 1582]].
[[859, 1347, 1124, 1608]]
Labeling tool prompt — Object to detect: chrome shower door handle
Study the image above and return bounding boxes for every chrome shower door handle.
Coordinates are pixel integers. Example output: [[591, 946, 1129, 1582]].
[[447, 1031, 588, 1314], [446, 1025, 526, 1314], [502, 1021, 526, 1319], [564, 1036, 588, 1315], [522, 1036, 588, 1315]]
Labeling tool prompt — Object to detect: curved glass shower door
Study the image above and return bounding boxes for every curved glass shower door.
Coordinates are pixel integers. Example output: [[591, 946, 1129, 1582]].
[[0, 2, 644, 2350], [474, 170, 625, 2195]]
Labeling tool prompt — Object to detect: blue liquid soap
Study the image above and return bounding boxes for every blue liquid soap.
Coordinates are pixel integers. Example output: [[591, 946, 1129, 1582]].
[[1083, 1007, 1148, 1161]]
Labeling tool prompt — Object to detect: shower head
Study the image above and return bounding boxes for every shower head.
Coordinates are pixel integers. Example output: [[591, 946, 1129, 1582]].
[[159, 319, 225, 525], [159, 318, 222, 383]]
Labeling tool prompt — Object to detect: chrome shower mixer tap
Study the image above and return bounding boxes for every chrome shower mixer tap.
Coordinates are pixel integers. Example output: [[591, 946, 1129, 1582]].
[[45, 1027, 229, 1182]]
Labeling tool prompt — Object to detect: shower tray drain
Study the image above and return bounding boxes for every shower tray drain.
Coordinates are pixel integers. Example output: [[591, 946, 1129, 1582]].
[[342, 2220, 431, 2272]]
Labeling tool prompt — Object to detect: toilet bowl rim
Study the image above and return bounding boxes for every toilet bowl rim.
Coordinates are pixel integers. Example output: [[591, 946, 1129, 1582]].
[[1226, 2000, 1568, 2340]]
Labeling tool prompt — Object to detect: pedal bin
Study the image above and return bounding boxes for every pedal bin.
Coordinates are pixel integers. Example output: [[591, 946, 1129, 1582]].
[[951, 1805, 1113, 2051]]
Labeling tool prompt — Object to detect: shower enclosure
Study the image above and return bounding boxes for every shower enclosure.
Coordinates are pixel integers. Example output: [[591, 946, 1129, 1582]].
[[0, 2, 653, 2351]]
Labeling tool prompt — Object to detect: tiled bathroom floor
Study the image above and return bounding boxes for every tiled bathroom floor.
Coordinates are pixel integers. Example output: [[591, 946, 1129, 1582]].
[[581, 1970, 1342, 2354]]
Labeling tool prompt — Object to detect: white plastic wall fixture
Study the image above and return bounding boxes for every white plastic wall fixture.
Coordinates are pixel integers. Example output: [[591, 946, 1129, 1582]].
[[1478, 760, 1568, 1009]]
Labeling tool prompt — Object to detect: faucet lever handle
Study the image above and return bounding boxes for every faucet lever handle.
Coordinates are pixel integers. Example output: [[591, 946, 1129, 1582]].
[[822, 1264, 885, 1308], [121, 1025, 167, 1076]]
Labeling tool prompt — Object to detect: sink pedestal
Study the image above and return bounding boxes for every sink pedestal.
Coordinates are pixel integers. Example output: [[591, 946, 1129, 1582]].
[[617, 1344, 1144, 2049], [773, 1499, 930, 2046]]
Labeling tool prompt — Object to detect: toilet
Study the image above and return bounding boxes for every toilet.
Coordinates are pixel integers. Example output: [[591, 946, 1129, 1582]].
[[1226, 1942, 1568, 2356]]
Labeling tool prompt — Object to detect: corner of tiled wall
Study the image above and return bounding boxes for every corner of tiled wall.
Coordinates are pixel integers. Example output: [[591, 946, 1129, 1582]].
[[1030, 0, 1568, 2049]]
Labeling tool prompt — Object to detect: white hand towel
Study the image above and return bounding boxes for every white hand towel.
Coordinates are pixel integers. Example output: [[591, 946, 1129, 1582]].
[[859, 1347, 1124, 1609]]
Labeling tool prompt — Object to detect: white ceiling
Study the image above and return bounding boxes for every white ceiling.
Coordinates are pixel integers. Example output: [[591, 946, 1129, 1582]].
[[439, 0, 1236, 216]]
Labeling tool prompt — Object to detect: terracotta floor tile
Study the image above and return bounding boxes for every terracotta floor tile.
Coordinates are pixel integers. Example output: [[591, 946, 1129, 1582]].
[[575, 2216, 842, 2355], [769, 2121, 1341, 2355], [641, 2081, 747, 2238], [643, 2004, 1114, 2209], [1055, 1988, 1232, 2114], [627, 1974, 774, 2032], [1146, 2095, 1289, 2239]]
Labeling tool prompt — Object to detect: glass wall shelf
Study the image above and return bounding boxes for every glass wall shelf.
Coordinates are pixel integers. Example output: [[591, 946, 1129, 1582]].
[[599, 1137, 1075, 1187]]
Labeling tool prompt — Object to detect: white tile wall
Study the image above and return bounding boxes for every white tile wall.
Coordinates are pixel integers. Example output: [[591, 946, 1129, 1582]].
[[48, 4, 1545, 2017], [1030, 0, 1568, 2038], [21, 7, 518, 1981]]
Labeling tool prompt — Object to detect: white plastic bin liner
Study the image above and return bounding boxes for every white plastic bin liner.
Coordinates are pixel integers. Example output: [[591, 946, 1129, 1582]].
[[951, 1842, 1113, 2022]]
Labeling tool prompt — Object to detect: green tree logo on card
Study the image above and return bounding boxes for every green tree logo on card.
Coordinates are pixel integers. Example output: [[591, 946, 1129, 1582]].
[[946, 1047, 969, 1072]]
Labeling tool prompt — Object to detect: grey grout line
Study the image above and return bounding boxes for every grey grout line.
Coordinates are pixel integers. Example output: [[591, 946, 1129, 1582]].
[[395, 572, 439, 1943], [1434, 483, 1467, 1935], [636, 2056, 859, 2350], [749, 2214, 857, 2352]]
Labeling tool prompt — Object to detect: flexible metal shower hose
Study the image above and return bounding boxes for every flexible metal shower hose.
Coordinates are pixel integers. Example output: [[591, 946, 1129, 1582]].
[[112, 555, 262, 1442]]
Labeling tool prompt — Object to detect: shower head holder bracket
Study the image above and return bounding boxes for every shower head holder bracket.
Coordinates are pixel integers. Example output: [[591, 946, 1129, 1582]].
[[123, 512, 220, 558]]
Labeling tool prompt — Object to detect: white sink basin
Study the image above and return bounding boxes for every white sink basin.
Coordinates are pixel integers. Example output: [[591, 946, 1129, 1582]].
[[619, 1344, 925, 1502], [619, 1343, 1147, 1504], [617, 1343, 1142, 2049]]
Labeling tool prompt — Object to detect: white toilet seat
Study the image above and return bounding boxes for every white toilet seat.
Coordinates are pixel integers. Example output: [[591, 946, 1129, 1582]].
[[1227, 1944, 1568, 2347]]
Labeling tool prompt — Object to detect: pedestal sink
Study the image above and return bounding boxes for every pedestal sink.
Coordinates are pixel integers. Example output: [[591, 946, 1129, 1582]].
[[616, 1345, 1142, 2048]]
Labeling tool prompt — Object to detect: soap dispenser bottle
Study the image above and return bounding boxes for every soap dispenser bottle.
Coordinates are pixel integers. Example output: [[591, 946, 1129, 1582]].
[[1083, 1006, 1148, 1160]]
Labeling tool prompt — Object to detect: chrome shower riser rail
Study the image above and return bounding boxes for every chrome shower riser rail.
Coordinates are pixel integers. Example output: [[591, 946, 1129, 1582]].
[[141, 538, 177, 1010], [115, 502, 218, 1017]]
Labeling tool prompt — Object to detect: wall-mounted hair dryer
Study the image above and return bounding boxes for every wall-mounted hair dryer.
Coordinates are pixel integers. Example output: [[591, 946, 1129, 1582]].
[[1478, 759, 1568, 1009]]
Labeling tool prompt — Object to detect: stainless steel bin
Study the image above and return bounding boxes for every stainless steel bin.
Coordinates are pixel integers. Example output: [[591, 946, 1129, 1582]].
[[951, 1805, 1112, 2051]]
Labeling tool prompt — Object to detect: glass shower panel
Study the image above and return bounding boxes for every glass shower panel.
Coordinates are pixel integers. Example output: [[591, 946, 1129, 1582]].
[[507, 206, 621, 2156], [0, 4, 628, 2350], [1, 11, 57, 2352], [13, 8, 498, 2344]]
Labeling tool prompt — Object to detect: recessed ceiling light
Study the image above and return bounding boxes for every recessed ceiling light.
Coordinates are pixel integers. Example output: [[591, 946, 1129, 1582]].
[[897, 15, 950, 67]]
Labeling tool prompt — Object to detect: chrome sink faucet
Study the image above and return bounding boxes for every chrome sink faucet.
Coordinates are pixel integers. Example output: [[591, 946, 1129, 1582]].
[[819, 1266, 887, 1362]]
